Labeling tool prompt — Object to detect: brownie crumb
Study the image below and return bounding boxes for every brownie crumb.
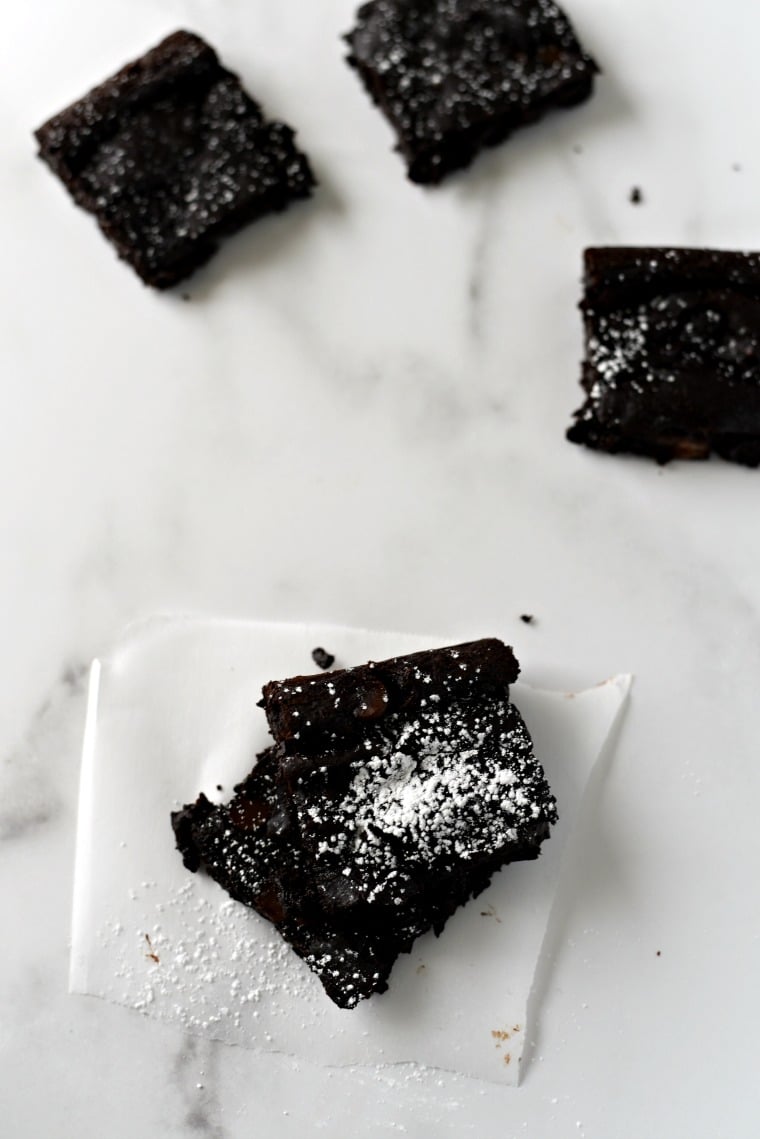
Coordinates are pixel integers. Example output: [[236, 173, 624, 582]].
[[629, 186, 643, 205], [656, 950, 661, 957], [216, 785, 223, 792], [311, 647, 335, 671], [520, 615, 536, 626]]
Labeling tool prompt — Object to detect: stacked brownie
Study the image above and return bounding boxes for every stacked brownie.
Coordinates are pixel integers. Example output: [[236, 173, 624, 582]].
[[172, 639, 557, 1008]]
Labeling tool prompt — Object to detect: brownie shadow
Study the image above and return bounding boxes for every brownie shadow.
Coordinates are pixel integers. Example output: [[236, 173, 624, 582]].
[[520, 689, 632, 1081], [167, 160, 345, 302]]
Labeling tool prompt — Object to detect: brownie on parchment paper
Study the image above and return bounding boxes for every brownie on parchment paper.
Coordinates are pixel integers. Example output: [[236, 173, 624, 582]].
[[345, 0, 597, 184], [35, 31, 315, 288], [172, 639, 557, 1009], [567, 247, 760, 466]]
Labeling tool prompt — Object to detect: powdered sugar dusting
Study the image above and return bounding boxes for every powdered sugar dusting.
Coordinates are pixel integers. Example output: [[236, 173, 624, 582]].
[[572, 247, 760, 453], [36, 31, 314, 287], [95, 879, 325, 1041], [297, 693, 557, 902], [587, 312, 649, 389]]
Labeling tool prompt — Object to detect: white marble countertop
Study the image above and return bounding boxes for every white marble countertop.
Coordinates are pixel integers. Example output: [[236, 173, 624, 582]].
[[2, 0, 759, 1135]]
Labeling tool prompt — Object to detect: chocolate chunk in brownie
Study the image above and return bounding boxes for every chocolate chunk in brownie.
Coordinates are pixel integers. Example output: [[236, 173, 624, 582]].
[[567, 247, 760, 466], [35, 31, 315, 288], [345, 0, 598, 184], [172, 639, 557, 1009]]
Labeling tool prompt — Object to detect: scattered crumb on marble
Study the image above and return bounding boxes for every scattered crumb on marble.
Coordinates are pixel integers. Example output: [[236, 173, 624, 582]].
[[519, 614, 535, 626], [311, 646, 335, 670], [629, 186, 643, 205]]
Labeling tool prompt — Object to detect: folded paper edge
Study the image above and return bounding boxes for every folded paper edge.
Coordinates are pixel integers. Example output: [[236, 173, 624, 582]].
[[517, 672, 633, 1084]]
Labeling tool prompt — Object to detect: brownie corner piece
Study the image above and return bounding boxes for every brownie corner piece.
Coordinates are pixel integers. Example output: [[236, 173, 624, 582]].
[[567, 246, 760, 466], [35, 30, 316, 288], [345, 0, 598, 184]]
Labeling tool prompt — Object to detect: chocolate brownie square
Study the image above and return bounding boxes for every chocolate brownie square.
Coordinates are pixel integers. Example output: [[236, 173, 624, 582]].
[[345, 0, 598, 184], [567, 247, 760, 466], [35, 31, 315, 288], [172, 639, 558, 1008]]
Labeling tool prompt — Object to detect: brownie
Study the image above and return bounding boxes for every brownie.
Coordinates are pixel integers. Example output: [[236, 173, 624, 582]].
[[567, 247, 760, 466], [172, 639, 557, 1009], [345, 0, 598, 184], [35, 31, 315, 288], [262, 637, 520, 759]]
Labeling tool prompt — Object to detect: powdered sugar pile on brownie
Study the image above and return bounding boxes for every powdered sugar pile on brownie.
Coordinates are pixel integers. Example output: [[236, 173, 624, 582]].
[[300, 698, 553, 882]]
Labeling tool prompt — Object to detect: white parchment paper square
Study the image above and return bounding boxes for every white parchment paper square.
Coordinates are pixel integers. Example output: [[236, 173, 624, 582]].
[[70, 617, 630, 1085]]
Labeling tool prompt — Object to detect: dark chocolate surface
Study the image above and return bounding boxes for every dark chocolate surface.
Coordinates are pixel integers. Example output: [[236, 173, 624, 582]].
[[345, 0, 597, 183], [567, 247, 760, 466], [172, 639, 556, 1009], [35, 31, 315, 287], [261, 638, 519, 759]]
